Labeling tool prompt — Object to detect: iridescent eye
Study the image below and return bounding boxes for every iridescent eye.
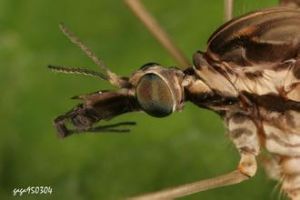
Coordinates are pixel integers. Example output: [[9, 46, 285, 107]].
[[136, 73, 175, 117]]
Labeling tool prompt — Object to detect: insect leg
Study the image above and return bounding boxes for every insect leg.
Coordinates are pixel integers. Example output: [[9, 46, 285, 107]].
[[128, 170, 249, 200], [128, 157, 256, 199], [226, 113, 260, 177], [124, 0, 190, 67], [224, 0, 234, 21], [128, 114, 259, 199]]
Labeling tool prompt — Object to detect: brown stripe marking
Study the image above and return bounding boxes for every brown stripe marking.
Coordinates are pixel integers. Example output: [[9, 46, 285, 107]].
[[240, 146, 257, 154], [230, 128, 253, 139], [293, 61, 300, 79], [286, 112, 296, 128], [243, 92, 300, 112], [245, 71, 263, 80], [267, 132, 300, 148], [232, 113, 248, 123]]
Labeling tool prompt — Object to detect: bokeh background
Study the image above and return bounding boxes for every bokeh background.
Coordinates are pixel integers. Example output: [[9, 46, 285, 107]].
[[0, 0, 283, 199]]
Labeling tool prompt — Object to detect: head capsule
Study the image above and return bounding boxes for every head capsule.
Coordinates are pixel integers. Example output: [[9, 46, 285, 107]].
[[130, 63, 185, 118]]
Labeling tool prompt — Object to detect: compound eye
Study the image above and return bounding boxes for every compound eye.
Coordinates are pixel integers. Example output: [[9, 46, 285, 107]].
[[136, 73, 174, 117]]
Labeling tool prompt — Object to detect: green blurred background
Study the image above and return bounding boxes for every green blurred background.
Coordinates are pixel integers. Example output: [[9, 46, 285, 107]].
[[0, 0, 283, 199]]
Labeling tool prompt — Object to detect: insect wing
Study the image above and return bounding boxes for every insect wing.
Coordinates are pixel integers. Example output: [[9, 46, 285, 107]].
[[206, 8, 300, 66]]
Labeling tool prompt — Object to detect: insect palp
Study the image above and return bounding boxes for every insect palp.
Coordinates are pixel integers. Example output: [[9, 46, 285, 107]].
[[86, 121, 137, 133], [54, 111, 136, 137]]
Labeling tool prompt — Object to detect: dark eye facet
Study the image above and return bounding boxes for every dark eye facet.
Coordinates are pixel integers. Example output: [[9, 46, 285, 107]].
[[136, 73, 174, 117]]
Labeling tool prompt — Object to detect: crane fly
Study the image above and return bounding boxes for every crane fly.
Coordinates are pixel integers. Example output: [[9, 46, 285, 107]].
[[49, 0, 300, 199]]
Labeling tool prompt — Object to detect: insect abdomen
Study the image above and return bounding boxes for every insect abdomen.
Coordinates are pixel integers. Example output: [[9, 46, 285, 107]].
[[260, 108, 300, 199]]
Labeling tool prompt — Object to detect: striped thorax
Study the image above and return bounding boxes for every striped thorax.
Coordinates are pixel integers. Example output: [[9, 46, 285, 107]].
[[184, 8, 300, 199]]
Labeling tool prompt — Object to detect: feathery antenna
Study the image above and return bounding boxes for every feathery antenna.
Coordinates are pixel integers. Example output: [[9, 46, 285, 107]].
[[58, 23, 125, 87], [48, 65, 108, 80]]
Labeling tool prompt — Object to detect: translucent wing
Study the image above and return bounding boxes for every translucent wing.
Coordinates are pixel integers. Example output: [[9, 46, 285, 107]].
[[201, 8, 300, 103], [206, 8, 300, 66]]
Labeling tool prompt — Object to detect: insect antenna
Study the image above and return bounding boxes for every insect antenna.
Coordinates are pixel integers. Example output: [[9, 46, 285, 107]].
[[59, 23, 125, 88], [48, 65, 107, 80]]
